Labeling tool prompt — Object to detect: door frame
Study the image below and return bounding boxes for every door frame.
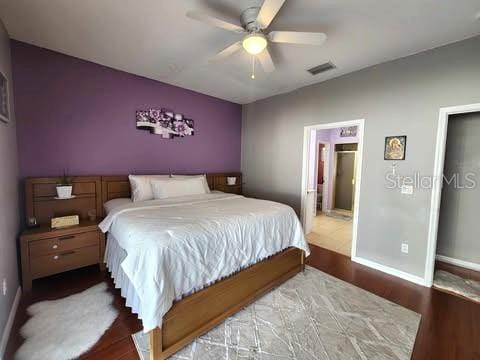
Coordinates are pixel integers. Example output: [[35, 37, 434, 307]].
[[425, 103, 480, 287], [301, 119, 365, 259], [332, 150, 357, 212]]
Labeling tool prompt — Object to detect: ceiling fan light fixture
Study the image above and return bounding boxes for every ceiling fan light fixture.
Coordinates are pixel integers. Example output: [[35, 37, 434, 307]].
[[242, 33, 267, 55]]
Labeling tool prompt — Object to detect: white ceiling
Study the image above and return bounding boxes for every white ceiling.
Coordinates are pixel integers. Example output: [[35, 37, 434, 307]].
[[1, 0, 479, 104]]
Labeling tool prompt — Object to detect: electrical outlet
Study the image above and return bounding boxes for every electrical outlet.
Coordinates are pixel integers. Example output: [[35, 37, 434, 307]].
[[2, 278, 6, 296], [401, 243, 409, 254]]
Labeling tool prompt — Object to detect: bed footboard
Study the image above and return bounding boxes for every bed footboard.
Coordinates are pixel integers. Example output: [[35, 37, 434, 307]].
[[149, 247, 304, 360]]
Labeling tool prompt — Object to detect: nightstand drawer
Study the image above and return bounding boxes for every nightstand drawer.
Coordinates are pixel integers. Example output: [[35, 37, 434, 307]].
[[30, 245, 100, 278], [29, 231, 99, 258], [215, 184, 242, 195]]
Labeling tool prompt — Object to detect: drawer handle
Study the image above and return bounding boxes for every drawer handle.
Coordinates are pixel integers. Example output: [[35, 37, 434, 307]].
[[60, 251, 76, 256], [58, 235, 74, 241], [52, 244, 58, 249], [53, 251, 75, 260]]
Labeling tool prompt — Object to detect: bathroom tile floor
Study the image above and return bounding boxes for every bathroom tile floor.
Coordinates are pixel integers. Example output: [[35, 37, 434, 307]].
[[307, 213, 352, 257]]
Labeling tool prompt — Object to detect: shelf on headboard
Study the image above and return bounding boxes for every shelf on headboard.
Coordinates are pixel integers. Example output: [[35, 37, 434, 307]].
[[33, 194, 95, 202], [25, 176, 102, 226]]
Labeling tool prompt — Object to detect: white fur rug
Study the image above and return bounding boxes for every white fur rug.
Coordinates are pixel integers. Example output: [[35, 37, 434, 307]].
[[15, 282, 118, 360]]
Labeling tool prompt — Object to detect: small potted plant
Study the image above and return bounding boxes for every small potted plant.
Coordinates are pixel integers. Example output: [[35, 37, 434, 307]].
[[56, 171, 73, 198]]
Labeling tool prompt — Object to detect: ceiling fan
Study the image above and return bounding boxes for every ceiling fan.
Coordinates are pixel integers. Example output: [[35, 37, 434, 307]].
[[186, 0, 327, 78]]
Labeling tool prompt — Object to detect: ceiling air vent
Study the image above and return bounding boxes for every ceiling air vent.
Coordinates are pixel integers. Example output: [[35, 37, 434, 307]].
[[307, 62, 336, 75]]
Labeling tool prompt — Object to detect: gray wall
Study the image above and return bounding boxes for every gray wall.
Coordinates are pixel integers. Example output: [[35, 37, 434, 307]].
[[0, 19, 19, 346], [242, 35, 480, 279], [436, 112, 480, 264]]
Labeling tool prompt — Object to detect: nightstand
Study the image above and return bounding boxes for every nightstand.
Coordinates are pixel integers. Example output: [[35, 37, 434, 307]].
[[20, 220, 105, 291], [212, 173, 243, 195], [215, 184, 243, 194]]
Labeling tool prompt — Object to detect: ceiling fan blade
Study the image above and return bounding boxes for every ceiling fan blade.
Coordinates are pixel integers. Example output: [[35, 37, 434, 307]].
[[256, 0, 286, 29], [209, 41, 243, 63], [268, 31, 327, 45], [258, 48, 275, 73], [186, 10, 246, 33]]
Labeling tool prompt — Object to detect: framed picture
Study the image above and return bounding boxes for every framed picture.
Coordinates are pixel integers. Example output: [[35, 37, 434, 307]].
[[340, 126, 357, 137], [384, 135, 407, 160], [0, 71, 9, 123]]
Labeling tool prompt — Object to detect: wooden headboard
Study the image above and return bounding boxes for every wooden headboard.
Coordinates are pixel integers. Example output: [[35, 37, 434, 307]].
[[25, 176, 103, 226], [101, 176, 131, 204], [101, 172, 242, 204], [24, 173, 242, 224]]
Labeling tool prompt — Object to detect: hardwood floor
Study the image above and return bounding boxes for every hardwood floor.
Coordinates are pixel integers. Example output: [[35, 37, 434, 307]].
[[5, 267, 142, 360], [5, 244, 480, 359]]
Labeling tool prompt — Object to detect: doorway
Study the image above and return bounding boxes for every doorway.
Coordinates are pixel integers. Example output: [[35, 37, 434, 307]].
[[316, 142, 327, 214], [316, 143, 325, 212], [426, 103, 480, 288], [333, 146, 357, 213], [301, 119, 364, 259], [430, 111, 480, 301]]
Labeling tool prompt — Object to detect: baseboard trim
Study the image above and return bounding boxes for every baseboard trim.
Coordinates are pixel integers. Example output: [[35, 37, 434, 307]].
[[0, 286, 21, 360], [352, 256, 427, 287], [436, 255, 480, 272]]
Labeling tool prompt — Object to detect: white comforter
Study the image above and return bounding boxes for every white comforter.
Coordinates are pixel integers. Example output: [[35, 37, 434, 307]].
[[99, 193, 309, 332]]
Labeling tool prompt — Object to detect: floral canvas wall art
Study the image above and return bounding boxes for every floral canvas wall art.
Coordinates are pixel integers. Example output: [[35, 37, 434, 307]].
[[136, 108, 194, 138]]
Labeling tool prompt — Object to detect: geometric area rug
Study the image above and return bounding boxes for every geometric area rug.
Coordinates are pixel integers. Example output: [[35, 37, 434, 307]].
[[133, 266, 420, 359]]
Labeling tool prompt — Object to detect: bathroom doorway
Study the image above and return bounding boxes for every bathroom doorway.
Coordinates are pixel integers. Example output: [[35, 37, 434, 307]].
[[301, 119, 364, 258], [316, 143, 327, 213]]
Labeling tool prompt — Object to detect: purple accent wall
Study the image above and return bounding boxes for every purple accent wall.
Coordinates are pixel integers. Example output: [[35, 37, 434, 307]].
[[11, 41, 242, 178]]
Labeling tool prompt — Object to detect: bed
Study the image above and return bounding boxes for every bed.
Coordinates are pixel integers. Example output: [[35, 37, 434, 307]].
[[99, 174, 309, 359]]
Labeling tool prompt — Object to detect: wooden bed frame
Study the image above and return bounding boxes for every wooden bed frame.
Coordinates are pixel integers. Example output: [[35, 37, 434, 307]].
[[101, 174, 305, 360]]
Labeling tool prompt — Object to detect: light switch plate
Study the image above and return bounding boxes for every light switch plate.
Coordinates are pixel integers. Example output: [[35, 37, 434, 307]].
[[401, 185, 413, 195], [401, 243, 409, 254]]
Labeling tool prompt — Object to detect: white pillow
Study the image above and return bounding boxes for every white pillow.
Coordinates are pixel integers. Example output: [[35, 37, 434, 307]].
[[104, 198, 132, 214], [170, 174, 210, 193], [151, 177, 208, 199], [128, 174, 170, 202]]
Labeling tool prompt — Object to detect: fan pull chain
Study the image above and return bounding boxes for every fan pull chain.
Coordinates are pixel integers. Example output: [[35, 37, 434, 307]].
[[251, 56, 256, 80]]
